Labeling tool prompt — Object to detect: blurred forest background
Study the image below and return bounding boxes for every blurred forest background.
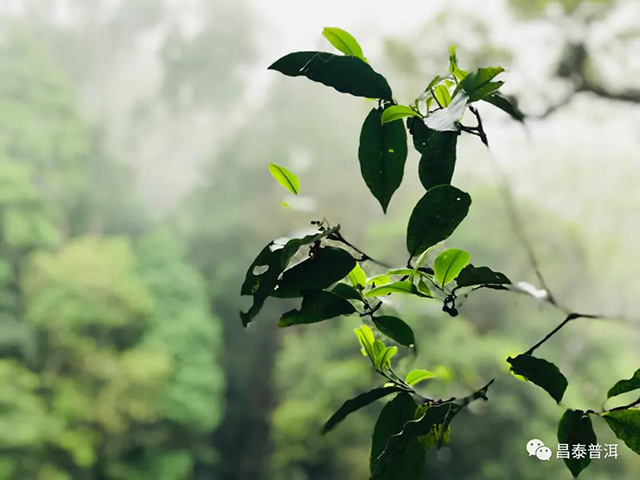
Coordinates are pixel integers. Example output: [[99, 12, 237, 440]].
[[0, 0, 639, 479]]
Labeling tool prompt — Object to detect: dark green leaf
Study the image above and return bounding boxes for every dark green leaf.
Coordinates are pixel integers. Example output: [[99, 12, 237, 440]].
[[456, 264, 511, 287], [557, 410, 597, 477], [269, 51, 392, 100], [408, 118, 458, 191], [373, 401, 457, 476], [240, 226, 339, 326], [274, 246, 356, 298], [322, 27, 364, 59], [434, 248, 471, 286], [268, 163, 300, 194], [455, 66, 504, 102], [371, 393, 425, 480], [278, 290, 356, 327], [373, 315, 415, 348], [331, 282, 363, 301], [507, 354, 568, 403], [381, 105, 420, 124], [483, 92, 525, 122], [322, 386, 402, 434], [607, 368, 640, 398], [603, 409, 640, 454], [406, 185, 472, 257], [359, 107, 408, 213]]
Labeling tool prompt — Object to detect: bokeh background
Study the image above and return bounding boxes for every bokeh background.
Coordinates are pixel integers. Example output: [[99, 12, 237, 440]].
[[0, 0, 639, 479]]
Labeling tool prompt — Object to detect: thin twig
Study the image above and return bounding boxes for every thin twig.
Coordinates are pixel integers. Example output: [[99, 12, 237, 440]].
[[328, 232, 392, 268]]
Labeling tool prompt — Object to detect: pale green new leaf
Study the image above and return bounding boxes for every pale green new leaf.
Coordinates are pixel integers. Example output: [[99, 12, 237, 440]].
[[268, 163, 300, 194], [381, 105, 420, 124], [322, 27, 364, 59], [434, 249, 471, 286]]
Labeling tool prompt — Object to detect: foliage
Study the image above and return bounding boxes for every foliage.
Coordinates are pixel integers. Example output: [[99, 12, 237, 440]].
[[241, 28, 640, 479]]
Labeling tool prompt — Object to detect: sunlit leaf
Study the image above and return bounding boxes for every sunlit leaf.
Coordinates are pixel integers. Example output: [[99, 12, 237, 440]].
[[423, 92, 468, 131], [348, 262, 367, 289], [269, 51, 392, 100], [365, 280, 419, 298], [434, 248, 471, 286], [405, 369, 434, 386], [381, 105, 421, 124], [433, 84, 451, 107], [322, 27, 364, 59], [268, 163, 300, 194]]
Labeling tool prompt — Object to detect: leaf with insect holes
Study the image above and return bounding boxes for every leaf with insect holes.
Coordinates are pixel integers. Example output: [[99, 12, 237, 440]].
[[359, 107, 408, 213], [269, 163, 300, 194], [406, 185, 471, 257], [322, 27, 364, 59]]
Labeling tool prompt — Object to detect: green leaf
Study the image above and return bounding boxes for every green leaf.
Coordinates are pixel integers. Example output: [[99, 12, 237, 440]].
[[406, 185, 472, 257], [416, 278, 432, 297], [355, 324, 376, 362], [433, 84, 451, 107], [331, 282, 363, 301], [456, 264, 511, 287], [322, 27, 364, 59], [240, 226, 339, 326], [408, 117, 458, 190], [380, 105, 420, 124], [448, 45, 468, 81], [365, 280, 419, 298], [368, 274, 391, 286], [607, 368, 640, 399], [268, 163, 300, 194], [322, 386, 402, 434], [507, 354, 568, 403], [405, 369, 434, 386], [370, 393, 425, 480], [603, 409, 640, 455], [358, 107, 408, 213], [269, 51, 392, 100], [375, 346, 398, 370], [373, 401, 457, 476], [347, 262, 367, 289], [557, 410, 597, 477], [483, 93, 525, 122], [434, 248, 471, 286], [455, 66, 505, 102], [373, 315, 415, 348], [278, 290, 355, 327], [274, 246, 356, 297]]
